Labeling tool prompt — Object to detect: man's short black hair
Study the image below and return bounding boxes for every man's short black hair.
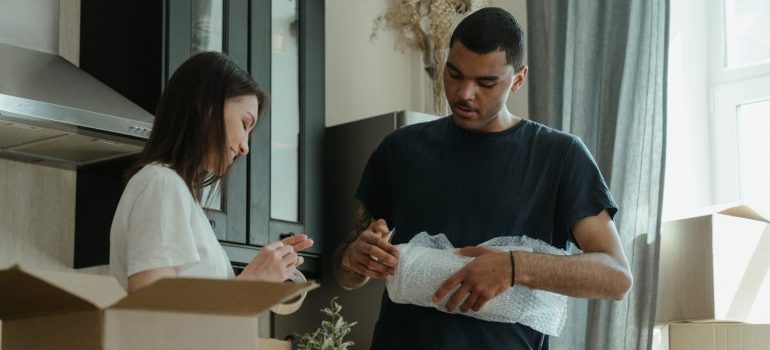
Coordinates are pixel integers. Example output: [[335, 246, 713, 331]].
[[449, 7, 525, 71]]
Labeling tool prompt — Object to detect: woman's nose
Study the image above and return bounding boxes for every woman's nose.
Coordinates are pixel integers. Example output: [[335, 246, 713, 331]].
[[238, 139, 250, 155]]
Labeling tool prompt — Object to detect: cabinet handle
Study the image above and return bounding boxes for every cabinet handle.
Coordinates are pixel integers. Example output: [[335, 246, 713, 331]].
[[208, 219, 216, 229], [279, 232, 295, 240]]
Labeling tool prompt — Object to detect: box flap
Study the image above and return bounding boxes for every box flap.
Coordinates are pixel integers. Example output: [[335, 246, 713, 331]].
[[110, 278, 319, 316], [665, 203, 769, 223], [718, 205, 769, 223], [0, 265, 109, 320]]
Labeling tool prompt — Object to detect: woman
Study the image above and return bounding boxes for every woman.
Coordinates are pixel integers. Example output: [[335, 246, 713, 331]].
[[109, 51, 312, 292]]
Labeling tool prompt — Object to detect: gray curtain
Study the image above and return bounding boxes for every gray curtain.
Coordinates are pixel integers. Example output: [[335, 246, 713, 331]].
[[526, 1, 668, 350]]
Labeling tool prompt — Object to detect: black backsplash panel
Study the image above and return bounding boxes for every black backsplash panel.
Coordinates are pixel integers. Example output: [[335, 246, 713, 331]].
[[74, 156, 135, 268]]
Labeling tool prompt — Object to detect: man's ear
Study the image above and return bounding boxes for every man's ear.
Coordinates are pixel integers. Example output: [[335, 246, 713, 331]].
[[511, 65, 529, 93]]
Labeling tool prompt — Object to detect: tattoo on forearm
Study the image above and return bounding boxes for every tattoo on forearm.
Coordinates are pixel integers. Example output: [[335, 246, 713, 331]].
[[333, 243, 368, 289], [353, 200, 373, 239], [333, 200, 373, 289]]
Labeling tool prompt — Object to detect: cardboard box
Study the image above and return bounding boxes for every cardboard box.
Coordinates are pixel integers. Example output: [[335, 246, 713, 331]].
[[656, 205, 770, 323], [653, 323, 770, 350], [0, 265, 316, 350]]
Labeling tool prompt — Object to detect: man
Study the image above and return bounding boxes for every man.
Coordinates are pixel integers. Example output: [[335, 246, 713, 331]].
[[333, 7, 632, 350]]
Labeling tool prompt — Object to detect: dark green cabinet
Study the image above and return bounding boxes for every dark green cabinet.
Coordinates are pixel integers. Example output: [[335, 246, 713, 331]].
[[78, 0, 323, 276]]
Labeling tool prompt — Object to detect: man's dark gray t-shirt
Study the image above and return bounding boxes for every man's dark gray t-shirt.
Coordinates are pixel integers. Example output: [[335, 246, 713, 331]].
[[355, 116, 617, 350]]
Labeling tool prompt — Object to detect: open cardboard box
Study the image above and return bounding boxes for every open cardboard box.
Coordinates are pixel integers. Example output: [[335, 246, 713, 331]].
[[656, 204, 770, 323], [0, 265, 318, 350], [653, 322, 770, 350]]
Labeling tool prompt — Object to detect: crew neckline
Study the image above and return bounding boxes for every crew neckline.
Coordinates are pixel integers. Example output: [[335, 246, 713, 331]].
[[446, 115, 530, 138]]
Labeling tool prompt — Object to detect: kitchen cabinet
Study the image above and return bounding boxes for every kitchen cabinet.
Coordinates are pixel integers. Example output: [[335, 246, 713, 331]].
[[75, 0, 323, 275]]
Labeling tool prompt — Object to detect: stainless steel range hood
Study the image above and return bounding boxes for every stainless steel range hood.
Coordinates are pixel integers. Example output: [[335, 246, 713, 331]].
[[0, 43, 153, 168]]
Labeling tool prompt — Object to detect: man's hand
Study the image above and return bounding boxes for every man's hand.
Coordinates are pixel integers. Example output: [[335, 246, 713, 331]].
[[342, 219, 399, 279], [433, 246, 513, 313]]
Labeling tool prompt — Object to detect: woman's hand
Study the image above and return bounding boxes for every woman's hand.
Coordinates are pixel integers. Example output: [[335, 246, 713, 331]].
[[237, 234, 314, 282], [281, 233, 314, 266]]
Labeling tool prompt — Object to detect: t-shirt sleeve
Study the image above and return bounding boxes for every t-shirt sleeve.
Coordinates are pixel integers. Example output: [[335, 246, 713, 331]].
[[124, 172, 201, 277], [556, 137, 618, 246], [354, 135, 393, 226]]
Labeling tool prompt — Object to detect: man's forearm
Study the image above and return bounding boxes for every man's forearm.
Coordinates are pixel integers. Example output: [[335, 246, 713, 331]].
[[334, 200, 375, 290], [333, 243, 369, 290], [514, 251, 632, 300]]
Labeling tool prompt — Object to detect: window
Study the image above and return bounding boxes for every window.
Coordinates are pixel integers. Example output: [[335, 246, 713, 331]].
[[736, 100, 770, 215], [270, 0, 300, 223], [711, 0, 770, 216], [723, 0, 770, 69], [664, 0, 770, 219]]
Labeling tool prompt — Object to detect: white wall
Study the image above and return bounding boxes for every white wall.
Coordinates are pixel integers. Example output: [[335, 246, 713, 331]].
[[0, 0, 59, 54], [324, 0, 421, 126], [500, 1, 529, 119], [662, 0, 714, 220], [325, 0, 529, 126]]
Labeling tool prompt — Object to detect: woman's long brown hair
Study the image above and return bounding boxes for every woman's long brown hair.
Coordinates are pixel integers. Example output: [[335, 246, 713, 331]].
[[127, 51, 267, 199]]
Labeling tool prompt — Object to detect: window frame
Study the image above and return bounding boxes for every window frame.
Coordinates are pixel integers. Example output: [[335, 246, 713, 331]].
[[248, 0, 324, 255], [709, 0, 770, 208]]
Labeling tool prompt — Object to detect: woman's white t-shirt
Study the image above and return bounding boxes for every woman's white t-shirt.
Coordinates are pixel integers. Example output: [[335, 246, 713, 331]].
[[109, 163, 235, 290]]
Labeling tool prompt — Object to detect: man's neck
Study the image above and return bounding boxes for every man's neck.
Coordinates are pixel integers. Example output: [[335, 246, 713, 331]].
[[486, 110, 521, 133]]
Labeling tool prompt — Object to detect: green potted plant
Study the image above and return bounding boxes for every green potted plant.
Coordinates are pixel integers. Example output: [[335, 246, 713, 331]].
[[296, 297, 358, 350]]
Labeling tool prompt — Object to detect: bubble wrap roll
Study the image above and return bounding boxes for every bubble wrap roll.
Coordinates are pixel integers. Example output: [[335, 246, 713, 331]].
[[385, 233, 570, 336]]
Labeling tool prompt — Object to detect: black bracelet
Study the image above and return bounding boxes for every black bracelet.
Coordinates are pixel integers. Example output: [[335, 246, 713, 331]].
[[509, 250, 516, 287]]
